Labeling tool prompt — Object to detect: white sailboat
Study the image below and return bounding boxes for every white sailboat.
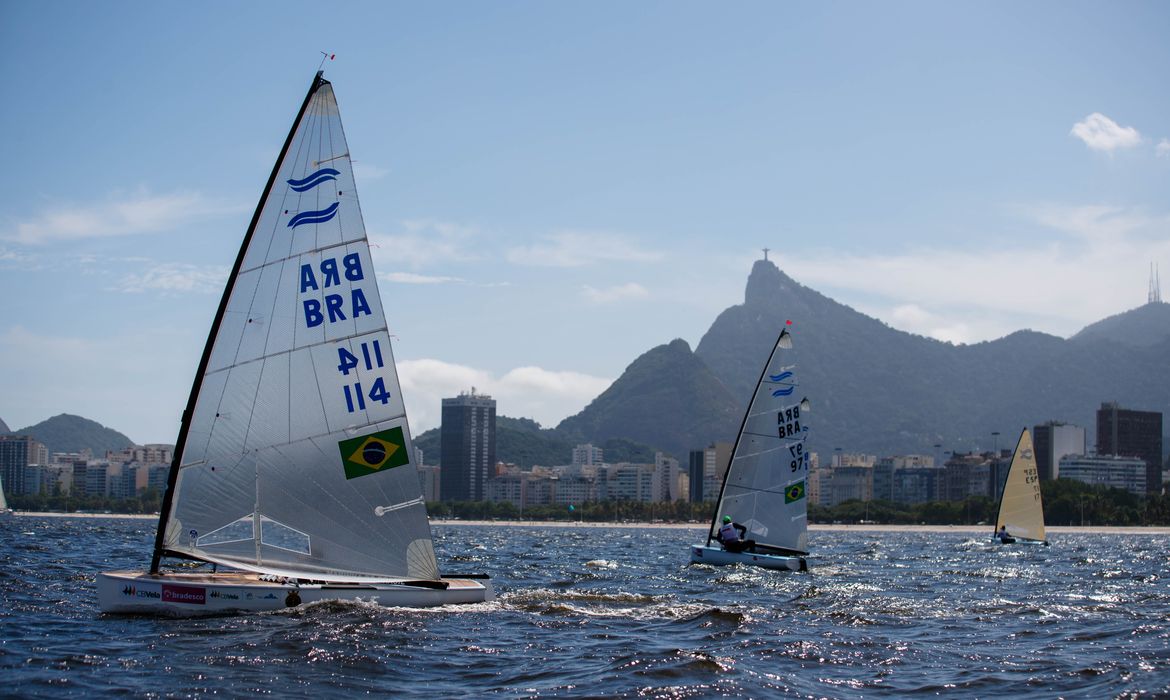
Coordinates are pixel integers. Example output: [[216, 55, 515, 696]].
[[0, 473, 11, 514], [690, 327, 810, 571], [993, 428, 1049, 546], [98, 71, 492, 615]]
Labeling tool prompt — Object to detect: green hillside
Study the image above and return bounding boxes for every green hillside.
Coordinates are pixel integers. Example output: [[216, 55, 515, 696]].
[[13, 414, 135, 456]]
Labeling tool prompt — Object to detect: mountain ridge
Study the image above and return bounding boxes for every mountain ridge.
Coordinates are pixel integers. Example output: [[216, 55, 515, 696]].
[[566, 260, 1170, 459]]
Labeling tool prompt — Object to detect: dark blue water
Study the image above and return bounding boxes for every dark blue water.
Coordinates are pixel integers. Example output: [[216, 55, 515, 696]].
[[1, 516, 1168, 698]]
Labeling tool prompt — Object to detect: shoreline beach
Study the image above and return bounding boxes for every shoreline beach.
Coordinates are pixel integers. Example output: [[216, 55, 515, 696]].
[[10, 512, 1169, 534]]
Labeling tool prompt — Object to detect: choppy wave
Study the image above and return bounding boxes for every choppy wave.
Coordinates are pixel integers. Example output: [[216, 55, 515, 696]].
[[2, 519, 1169, 697]]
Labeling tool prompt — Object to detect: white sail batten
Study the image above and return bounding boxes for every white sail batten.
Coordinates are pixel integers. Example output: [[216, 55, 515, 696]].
[[710, 328, 810, 554], [162, 78, 439, 581], [995, 428, 1047, 542]]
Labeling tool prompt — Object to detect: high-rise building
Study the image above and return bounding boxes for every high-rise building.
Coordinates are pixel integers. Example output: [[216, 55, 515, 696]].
[[1033, 422, 1086, 481], [440, 389, 496, 501], [572, 444, 604, 468], [687, 449, 705, 502], [0, 435, 45, 496], [1096, 403, 1163, 495]]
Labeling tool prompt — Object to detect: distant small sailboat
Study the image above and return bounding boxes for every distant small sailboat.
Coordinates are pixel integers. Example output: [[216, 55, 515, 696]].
[[0, 473, 11, 515], [97, 71, 492, 614], [993, 428, 1049, 546], [690, 327, 809, 571]]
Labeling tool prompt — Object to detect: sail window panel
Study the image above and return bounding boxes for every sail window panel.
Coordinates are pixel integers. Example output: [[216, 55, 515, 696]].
[[243, 353, 293, 453], [233, 262, 286, 366], [197, 514, 256, 547], [287, 348, 331, 441], [206, 268, 263, 373], [259, 516, 311, 555]]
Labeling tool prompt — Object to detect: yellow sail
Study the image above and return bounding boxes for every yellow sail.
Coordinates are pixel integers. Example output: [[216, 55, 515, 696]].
[[995, 428, 1047, 542]]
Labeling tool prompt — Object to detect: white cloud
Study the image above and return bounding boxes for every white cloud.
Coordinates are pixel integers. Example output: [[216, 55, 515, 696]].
[[789, 202, 1170, 344], [1157, 138, 1170, 158], [1070, 113, 1141, 152], [368, 219, 482, 269], [1028, 203, 1151, 243], [0, 247, 31, 263], [397, 358, 612, 434], [381, 271, 466, 285], [7, 189, 246, 244], [582, 282, 649, 304], [352, 162, 390, 181], [507, 231, 664, 267], [113, 262, 229, 294], [888, 304, 972, 345]]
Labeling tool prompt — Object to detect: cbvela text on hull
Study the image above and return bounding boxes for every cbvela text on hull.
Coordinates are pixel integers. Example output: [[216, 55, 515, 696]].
[[689, 545, 807, 572], [98, 570, 493, 616]]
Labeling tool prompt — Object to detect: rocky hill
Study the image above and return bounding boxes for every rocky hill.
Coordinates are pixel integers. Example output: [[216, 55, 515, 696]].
[[11, 414, 134, 456], [0, 416, 9, 434], [563, 260, 1170, 459], [556, 338, 741, 461]]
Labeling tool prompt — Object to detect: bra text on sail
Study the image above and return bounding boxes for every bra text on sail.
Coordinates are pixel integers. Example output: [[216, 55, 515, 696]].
[[300, 253, 372, 328]]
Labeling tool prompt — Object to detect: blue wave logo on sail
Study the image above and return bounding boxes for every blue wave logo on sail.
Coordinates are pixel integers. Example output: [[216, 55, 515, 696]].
[[769, 371, 795, 396], [287, 168, 340, 192], [287, 202, 339, 229]]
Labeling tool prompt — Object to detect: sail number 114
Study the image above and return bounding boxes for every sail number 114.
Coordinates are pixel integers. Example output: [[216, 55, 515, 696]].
[[336, 340, 391, 413]]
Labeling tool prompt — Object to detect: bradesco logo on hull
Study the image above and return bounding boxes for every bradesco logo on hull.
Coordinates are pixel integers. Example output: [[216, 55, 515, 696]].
[[162, 584, 206, 605]]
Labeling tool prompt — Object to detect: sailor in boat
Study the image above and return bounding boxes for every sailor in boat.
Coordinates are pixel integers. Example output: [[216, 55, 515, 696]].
[[717, 515, 757, 553], [995, 525, 1012, 543]]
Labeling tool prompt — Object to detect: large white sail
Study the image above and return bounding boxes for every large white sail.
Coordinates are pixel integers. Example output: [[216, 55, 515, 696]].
[[155, 73, 439, 582], [708, 328, 810, 554], [995, 428, 1046, 542]]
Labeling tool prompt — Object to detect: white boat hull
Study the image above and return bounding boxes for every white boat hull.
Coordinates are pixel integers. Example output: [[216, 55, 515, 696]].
[[98, 570, 493, 616], [689, 545, 807, 571]]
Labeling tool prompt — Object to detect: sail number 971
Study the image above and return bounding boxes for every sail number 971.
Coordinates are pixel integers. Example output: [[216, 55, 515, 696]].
[[788, 443, 808, 473], [336, 340, 392, 413]]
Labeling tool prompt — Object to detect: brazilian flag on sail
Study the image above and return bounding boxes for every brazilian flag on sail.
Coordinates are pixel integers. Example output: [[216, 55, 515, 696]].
[[785, 480, 806, 504], [337, 427, 410, 480]]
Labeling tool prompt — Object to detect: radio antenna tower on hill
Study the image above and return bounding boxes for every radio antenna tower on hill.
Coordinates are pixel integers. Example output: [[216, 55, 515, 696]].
[[1150, 262, 1162, 303]]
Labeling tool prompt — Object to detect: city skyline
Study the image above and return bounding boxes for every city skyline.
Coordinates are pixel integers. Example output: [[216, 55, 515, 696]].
[[2, 2, 1168, 443]]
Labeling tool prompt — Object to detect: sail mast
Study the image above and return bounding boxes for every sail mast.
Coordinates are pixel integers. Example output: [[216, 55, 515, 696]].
[[993, 427, 1027, 532], [704, 328, 791, 547], [151, 71, 328, 573]]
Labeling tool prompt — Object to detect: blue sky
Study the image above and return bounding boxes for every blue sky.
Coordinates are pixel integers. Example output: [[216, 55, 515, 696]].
[[2, 1, 1168, 444]]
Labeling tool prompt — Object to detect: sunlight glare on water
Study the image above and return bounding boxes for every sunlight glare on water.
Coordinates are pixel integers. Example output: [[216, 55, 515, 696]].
[[1, 517, 1168, 697]]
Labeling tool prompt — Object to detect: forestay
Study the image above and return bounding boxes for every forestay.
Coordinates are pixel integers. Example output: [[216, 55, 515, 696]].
[[155, 74, 439, 582], [708, 328, 810, 554]]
